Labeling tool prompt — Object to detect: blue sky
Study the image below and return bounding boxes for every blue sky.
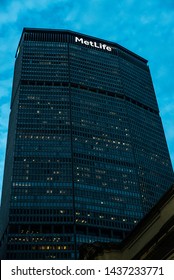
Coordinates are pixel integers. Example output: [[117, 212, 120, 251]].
[[0, 0, 174, 196]]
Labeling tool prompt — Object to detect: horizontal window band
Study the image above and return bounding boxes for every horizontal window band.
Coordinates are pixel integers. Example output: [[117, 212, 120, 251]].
[[20, 80, 159, 115]]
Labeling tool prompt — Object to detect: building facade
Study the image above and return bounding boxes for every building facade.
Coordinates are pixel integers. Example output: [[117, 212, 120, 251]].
[[0, 29, 173, 259], [79, 185, 174, 260]]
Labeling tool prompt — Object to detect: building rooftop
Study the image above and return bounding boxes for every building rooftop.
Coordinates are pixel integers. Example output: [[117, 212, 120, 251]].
[[17, 27, 148, 64]]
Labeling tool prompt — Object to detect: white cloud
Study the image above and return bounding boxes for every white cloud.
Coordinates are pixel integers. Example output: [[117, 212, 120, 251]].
[[0, 1, 22, 24], [0, 78, 13, 100], [0, 131, 7, 150], [0, 103, 10, 130], [0, 0, 71, 25], [0, 78, 12, 88], [161, 103, 174, 115], [163, 120, 174, 140], [161, 11, 174, 25], [140, 15, 155, 25], [0, 132, 7, 200], [0, 159, 5, 199], [156, 66, 168, 79], [170, 151, 174, 170]]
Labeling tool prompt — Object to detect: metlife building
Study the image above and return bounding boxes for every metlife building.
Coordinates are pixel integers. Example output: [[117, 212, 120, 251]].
[[0, 28, 173, 260]]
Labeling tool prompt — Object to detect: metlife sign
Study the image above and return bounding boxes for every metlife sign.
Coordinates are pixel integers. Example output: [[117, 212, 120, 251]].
[[75, 37, 112, 52]]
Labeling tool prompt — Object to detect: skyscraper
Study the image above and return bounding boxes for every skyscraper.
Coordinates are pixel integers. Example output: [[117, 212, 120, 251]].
[[0, 28, 173, 260]]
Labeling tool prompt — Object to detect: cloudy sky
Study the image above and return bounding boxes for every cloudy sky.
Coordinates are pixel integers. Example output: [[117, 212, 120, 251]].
[[0, 0, 174, 196]]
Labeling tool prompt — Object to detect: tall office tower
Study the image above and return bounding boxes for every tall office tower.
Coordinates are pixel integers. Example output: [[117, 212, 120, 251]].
[[0, 29, 173, 260]]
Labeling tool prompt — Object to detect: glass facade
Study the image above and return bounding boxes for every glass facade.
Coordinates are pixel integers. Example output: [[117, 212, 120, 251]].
[[0, 29, 173, 259]]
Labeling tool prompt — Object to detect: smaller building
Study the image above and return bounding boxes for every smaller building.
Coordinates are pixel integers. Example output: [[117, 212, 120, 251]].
[[79, 185, 174, 260]]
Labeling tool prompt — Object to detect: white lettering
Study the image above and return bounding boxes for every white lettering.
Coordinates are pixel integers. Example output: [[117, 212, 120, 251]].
[[90, 41, 94, 47], [94, 42, 100, 48], [84, 40, 89, 45], [75, 37, 112, 52], [75, 37, 84, 43], [106, 46, 112, 51]]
